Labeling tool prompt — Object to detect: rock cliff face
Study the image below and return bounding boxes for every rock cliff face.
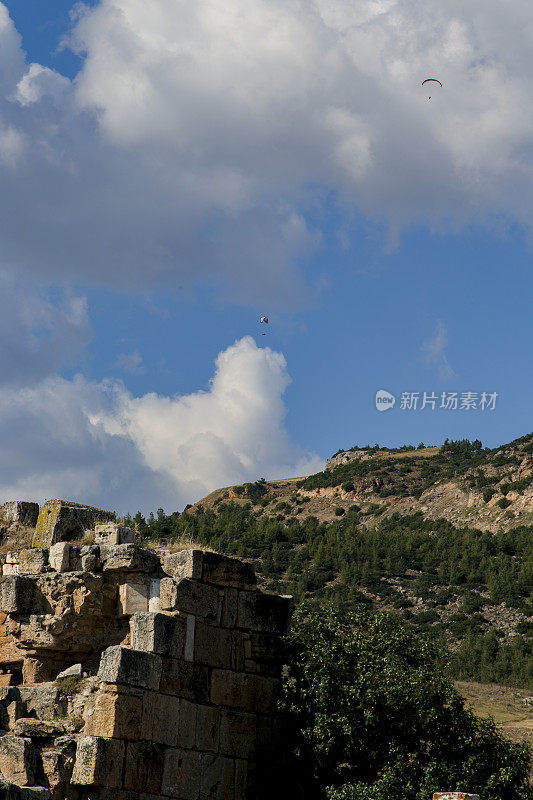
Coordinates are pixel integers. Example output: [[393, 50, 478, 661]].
[[0, 513, 293, 800]]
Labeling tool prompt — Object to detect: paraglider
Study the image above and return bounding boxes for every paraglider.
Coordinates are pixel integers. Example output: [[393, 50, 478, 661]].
[[260, 316, 269, 335], [422, 78, 442, 100]]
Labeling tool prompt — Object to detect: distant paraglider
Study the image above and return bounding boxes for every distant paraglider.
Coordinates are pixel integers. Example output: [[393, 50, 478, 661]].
[[260, 316, 269, 335], [422, 78, 442, 100]]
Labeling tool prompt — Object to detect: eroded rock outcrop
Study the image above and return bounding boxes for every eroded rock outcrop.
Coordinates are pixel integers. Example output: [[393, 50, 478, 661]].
[[0, 516, 293, 799]]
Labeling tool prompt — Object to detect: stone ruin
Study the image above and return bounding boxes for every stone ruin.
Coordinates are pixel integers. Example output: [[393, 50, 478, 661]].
[[0, 502, 293, 800]]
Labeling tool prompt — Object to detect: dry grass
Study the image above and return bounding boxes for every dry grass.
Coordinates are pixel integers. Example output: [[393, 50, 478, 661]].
[[0, 525, 34, 554]]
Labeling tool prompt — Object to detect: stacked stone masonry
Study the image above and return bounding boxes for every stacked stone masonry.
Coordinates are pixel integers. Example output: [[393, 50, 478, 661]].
[[0, 512, 293, 799]]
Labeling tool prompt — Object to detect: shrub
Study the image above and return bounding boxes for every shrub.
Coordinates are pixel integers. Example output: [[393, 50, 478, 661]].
[[282, 603, 531, 800], [497, 497, 512, 509], [334, 507, 346, 516]]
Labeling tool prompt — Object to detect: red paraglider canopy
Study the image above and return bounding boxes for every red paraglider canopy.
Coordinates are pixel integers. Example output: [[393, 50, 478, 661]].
[[422, 78, 442, 87]]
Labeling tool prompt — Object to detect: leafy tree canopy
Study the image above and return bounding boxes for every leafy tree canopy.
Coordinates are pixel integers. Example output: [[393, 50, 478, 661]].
[[282, 603, 531, 800]]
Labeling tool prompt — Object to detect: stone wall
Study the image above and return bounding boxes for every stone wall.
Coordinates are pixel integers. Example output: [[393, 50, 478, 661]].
[[32, 501, 116, 549], [0, 519, 293, 800]]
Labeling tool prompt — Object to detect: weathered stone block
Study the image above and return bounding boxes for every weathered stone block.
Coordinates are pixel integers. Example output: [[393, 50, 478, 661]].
[[159, 659, 210, 703], [159, 577, 220, 624], [100, 545, 159, 574], [219, 710, 256, 758], [243, 632, 285, 676], [131, 612, 186, 658], [161, 748, 201, 800], [118, 582, 150, 617], [220, 587, 238, 628], [163, 549, 256, 589], [18, 549, 48, 576], [98, 646, 162, 691], [95, 522, 137, 546], [80, 545, 100, 572], [1, 501, 39, 527], [84, 690, 142, 740], [32, 500, 115, 548], [124, 741, 165, 794], [0, 576, 35, 613], [2, 563, 20, 577], [150, 693, 181, 747], [19, 686, 65, 721], [194, 621, 231, 669], [195, 705, 220, 753], [55, 662, 82, 680], [13, 718, 67, 738], [0, 734, 37, 785], [71, 735, 124, 788], [200, 754, 235, 800], [210, 670, 280, 713], [237, 591, 293, 634], [176, 698, 197, 749], [48, 542, 70, 573]]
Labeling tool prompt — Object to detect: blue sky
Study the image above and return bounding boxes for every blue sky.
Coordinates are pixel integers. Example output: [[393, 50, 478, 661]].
[[0, 0, 532, 513]]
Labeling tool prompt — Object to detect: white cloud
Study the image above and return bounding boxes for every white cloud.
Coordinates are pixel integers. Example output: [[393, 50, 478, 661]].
[[421, 320, 456, 380], [0, 337, 323, 513], [0, 1, 530, 300]]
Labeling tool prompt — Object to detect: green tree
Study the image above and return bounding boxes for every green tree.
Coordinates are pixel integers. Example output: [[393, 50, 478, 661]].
[[282, 603, 531, 800]]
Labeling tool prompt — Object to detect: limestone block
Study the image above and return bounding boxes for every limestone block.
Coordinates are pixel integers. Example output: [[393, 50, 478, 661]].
[[32, 500, 115, 548], [195, 705, 220, 753], [123, 741, 165, 794], [163, 549, 256, 589], [150, 693, 181, 747], [243, 632, 285, 676], [80, 546, 100, 572], [235, 759, 251, 800], [18, 550, 48, 576], [159, 578, 220, 624], [98, 646, 162, 691], [2, 564, 20, 577], [55, 662, 82, 680], [84, 689, 142, 740], [237, 591, 293, 635], [118, 582, 150, 617], [1, 501, 39, 527], [210, 670, 280, 713], [161, 748, 201, 800], [131, 612, 186, 658], [219, 710, 256, 759], [100, 545, 159, 573], [95, 522, 137, 546], [174, 698, 195, 749], [48, 543, 70, 573], [194, 621, 231, 669], [40, 736, 77, 796], [0, 576, 35, 614], [19, 686, 64, 721], [71, 735, 125, 788], [185, 614, 195, 662], [159, 659, 209, 703], [220, 587, 238, 628], [13, 718, 67, 738], [200, 754, 235, 800], [6, 701, 26, 729], [0, 735, 37, 785]]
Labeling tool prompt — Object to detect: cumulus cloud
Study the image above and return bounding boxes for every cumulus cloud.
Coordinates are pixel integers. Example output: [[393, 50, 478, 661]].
[[0, 1, 531, 300], [0, 337, 323, 513], [421, 320, 456, 380]]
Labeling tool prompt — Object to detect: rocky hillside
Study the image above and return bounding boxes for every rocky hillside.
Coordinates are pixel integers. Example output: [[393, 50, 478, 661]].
[[188, 435, 533, 533], [137, 434, 533, 690]]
